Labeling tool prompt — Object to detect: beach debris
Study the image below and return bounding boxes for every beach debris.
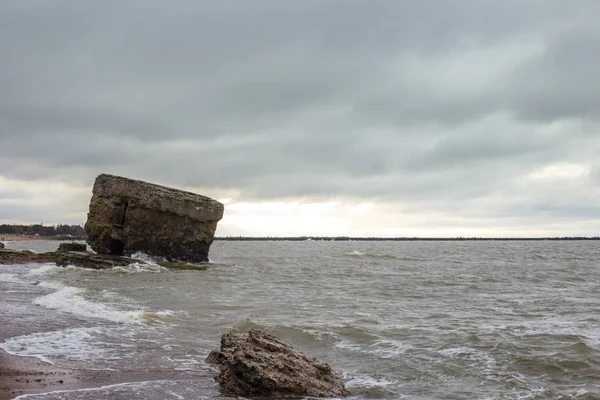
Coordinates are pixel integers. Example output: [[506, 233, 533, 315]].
[[85, 174, 224, 262], [206, 329, 349, 398]]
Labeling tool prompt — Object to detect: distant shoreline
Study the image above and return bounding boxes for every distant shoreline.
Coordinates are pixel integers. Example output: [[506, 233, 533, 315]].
[[0, 235, 86, 242], [214, 236, 600, 241], [2, 235, 600, 243]]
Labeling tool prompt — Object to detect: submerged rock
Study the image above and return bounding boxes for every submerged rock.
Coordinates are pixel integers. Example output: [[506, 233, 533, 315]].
[[0, 242, 138, 269], [206, 329, 349, 398], [0, 244, 210, 270], [85, 174, 224, 262], [0, 243, 138, 269], [54, 252, 140, 270], [57, 242, 87, 252], [0, 248, 32, 264]]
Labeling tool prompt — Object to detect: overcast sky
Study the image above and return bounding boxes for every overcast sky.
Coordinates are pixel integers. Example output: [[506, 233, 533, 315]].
[[1, 1, 600, 237]]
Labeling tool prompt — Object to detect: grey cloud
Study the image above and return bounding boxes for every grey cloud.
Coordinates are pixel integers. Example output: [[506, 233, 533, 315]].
[[508, 29, 600, 121], [1, 0, 599, 232]]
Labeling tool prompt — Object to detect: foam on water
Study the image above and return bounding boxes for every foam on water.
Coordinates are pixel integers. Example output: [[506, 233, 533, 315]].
[[110, 262, 167, 274], [370, 339, 413, 358], [0, 327, 108, 364], [14, 379, 212, 400], [0, 272, 24, 283], [28, 264, 69, 275], [0, 323, 182, 370], [347, 250, 365, 256], [33, 280, 164, 324], [4, 239, 600, 399], [334, 340, 363, 352], [345, 374, 396, 388]]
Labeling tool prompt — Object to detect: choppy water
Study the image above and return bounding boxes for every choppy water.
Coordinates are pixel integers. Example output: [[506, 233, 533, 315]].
[[2, 240, 600, 399]]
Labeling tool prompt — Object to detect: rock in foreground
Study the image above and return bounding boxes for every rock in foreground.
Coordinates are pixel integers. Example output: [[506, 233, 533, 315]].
[[85, 174, 224, 262], [206, 329, 349, 398]]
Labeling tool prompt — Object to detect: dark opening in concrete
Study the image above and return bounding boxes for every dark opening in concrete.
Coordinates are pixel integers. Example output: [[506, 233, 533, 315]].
[[118, 201, 128, 225], [109, 239, 125, 256]]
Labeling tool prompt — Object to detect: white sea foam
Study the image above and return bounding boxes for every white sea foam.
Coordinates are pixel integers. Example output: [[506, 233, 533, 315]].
[[301, 328, 339, 341], [0, 327, 107, 365], [33, 281, 150, 324], [168, 355, 215, 372], [370, 339, 412, 358], [437, 346, 498, 372], [101, 252, 166, 273], [27, 263, 79, 276], [0, 272, 24, 283], [347, 250, 365, 256], [14, 379, 195, 399], [344, 372, 396, 388], [0, 325, 170, 369], [334, 340, 363, 352], [110, 262, 167, 274]]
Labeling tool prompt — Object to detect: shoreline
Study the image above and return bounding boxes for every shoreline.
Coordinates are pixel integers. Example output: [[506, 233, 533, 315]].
[[0, 257, 216, 399], [0, 236, 48, 242], [0, 348, 213, 400], [0, 236, 85, 243]]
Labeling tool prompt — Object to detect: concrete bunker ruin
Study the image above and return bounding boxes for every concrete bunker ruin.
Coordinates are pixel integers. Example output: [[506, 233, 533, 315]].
[[84, 174, 224, 262]]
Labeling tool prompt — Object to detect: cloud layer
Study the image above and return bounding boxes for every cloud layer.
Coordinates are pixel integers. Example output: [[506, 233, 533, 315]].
[[1, 1, 599, 235]]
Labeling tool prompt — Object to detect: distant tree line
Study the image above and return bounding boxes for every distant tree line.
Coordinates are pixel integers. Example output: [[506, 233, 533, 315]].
[[0, 224, 85, 238], [215, 236, 600, 241]]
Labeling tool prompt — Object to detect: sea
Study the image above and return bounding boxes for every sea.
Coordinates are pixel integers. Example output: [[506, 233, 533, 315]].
[[1, 240, 600, 400]]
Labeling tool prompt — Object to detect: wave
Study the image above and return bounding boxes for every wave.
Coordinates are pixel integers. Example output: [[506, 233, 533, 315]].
[[107, 262, 167, 274], [33, 281, 171, 324], [230, 320, 409, 365], [0, 272, 25, 284], [343, 250, 426, 261], [0, 326, 109, 365], [25, 256, 167, 275], [14, 379, 213, 400], [370, 339, 413, 358], [346, 250, 365, 256], [343, 371, 397, 397], [228, 319, 270, 333], [28, 264, 81, 276]]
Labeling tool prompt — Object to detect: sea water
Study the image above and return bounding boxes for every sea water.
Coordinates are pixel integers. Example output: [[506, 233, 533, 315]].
[[1, 240, 600, 399]]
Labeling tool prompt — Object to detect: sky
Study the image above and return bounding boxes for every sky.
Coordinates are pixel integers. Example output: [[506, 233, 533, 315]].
[[1, 1, 600, 237]]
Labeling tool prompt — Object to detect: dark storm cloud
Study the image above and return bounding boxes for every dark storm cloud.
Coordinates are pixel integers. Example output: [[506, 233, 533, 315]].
[[1, 0, 600, 231]]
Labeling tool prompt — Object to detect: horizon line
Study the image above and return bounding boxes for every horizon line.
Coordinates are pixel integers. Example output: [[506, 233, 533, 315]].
[[214, 236, 600, 241]]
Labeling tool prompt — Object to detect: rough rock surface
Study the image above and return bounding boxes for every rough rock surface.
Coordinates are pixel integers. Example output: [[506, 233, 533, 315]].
[[205, 329, 349, 398], [0, 244, 139, 269], [0, 248, 36, 264], [54, 252, 140, 269], [85, 174, 224, 262], [57, 242, 87, 252]]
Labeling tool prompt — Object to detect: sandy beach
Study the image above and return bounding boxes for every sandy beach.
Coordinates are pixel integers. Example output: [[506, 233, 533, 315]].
[[0, 348, 212, 399], [1, 348, 82, 400]]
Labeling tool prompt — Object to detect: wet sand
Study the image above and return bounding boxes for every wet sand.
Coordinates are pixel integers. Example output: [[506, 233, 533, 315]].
[[0, 348, 212, 399]]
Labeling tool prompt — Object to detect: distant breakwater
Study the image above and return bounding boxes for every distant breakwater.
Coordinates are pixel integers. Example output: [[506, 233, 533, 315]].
[[214, 236, 600, 241]]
